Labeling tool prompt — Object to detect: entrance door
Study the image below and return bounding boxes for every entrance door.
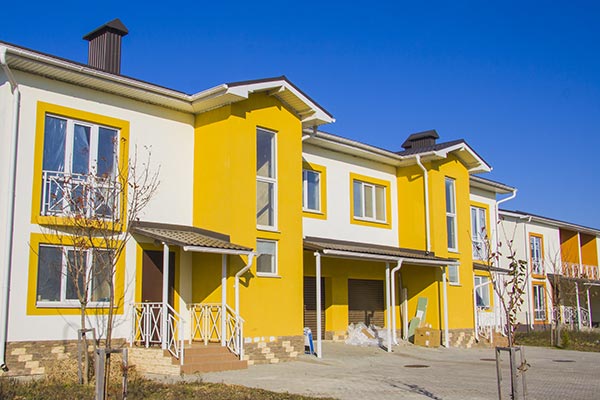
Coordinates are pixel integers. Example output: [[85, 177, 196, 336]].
[[304, 276, 325, 339], [348, 279, 384, 327], [142, 250, 175, 305]]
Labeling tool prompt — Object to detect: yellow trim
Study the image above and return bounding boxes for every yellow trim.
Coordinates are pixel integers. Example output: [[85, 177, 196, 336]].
[[27, 233, 125, 316], [532, 281, 548, 323], [302, 162, 327, 220], [529, 232, 545, 279], [349, 172, 392, 229], [31, 102, 130, 227]]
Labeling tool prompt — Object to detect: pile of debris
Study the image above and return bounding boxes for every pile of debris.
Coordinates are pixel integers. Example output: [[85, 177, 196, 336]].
[[345, 322, 392, 347]]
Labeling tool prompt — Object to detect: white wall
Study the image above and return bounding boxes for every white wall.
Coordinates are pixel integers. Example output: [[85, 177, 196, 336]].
[[302, 143, 399, 247]]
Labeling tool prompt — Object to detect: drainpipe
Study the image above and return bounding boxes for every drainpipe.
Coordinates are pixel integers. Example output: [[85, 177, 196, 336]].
[[161, 243, 170, 350], [390, 259, 404, 344], [414, 155, 431, 253], [385, 263, 392, 352], [0, 46, 21, 372], [441, 266, 450, 347], [495, 189, 517, 254], [234, 253, 255, 316]]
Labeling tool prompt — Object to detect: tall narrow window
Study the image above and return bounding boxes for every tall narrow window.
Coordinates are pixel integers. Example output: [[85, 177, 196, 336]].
[[445, 178, 457, 251], [533, 284, 546, 321], [302, 169, 321, 212], [471, 206, 487, 260], [530, 235, 544, 275], [256, 128, 276, 229], [353, 180, 387, 223], [474, 276, 490, 308]]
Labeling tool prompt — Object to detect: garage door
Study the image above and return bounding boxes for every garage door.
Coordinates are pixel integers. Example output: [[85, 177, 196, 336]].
[[348, 279, 384, 327], [304, 276, 325, 339]]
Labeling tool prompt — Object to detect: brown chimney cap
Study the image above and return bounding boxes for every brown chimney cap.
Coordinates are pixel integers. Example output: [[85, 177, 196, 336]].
[[83, 18, 129, 40], [401, 129, 439, 149]]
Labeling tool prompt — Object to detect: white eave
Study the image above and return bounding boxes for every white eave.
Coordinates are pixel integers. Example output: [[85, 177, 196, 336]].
[[0, 43, 334, 127]]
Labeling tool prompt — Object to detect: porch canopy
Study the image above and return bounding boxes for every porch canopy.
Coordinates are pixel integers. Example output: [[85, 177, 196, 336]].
[[304, 236, 458, 357], [131, 221, 255, 349]]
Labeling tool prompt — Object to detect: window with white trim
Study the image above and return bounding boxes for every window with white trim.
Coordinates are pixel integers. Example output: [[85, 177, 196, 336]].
[[353, 180, 386, 223], [41, 114, 119, 218], [448, 264, 460, 285], [474, 276, 490, 308], [445, 178, 458, 251], [256, 128, 277, 229], [302, 169, 321, 212], [530, 235, 544, 275], [471, 206, 488, 260], [256, 240, 277, 276], [36, 244, 112, 305], [533, 284, 546, 321]]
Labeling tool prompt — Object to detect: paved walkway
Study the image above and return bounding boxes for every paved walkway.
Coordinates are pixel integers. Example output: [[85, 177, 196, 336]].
[[202, 342, 600, 399]]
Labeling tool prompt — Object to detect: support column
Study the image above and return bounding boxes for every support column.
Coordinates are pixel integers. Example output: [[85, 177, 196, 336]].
[[161, 243, 170, 350], [315, 252, 322, 358], [221, 254, 227, 346], [385, 263, 392, 352], [586, 287, 592, 328], [390, 260, 403, 345], [575, 281, 582, 330], [442, 266, 449, 348]]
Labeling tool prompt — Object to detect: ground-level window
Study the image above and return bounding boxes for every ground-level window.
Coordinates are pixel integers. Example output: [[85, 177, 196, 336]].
[[474, 276, 490, 308], [532, 284, 546, 321], [448, 264, 460, 285], [256, 240, 277, 276], [36, 244, 112, 305]]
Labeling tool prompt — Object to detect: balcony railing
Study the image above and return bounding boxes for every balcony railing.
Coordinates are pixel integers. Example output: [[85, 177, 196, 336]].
[[41, 170, 120, 220], [560, 262, 600, 281]]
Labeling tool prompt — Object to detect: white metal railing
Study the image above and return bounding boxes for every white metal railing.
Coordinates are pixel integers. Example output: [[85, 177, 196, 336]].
[[130, 302, 185, 364], [476, 307, 495, 342], [579, 307, 590, 328], [189, 303, 245, 358], [560, 262, 600, 280], [41, 170, 120, 219]]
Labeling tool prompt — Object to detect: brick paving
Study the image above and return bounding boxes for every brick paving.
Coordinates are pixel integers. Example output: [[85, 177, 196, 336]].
[[202, 342, 600, 399]]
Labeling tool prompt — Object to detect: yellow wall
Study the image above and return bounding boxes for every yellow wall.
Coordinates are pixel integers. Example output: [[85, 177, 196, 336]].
[[580, 234, 598, 266], [192, 93, 304, 337], [397, 164, 427, 251], [560, 230, 580, 263]]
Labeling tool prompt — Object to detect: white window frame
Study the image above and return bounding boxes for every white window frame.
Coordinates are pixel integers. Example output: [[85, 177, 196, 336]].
[[448, 264, 460, 285], [532, 284, 546, 321], [530, 235, 544, 275], [445, 177, 458, 252], [256, 239, 278, 277], [302, 169, 321, 213], [36, 244, 112, 308], [471, 206, 488, 260], [353, 180, 387, 223], [256, 128, 277, 230], [474, 275, 490, 309]]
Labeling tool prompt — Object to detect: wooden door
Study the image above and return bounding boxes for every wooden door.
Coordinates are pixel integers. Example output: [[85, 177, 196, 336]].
[[304, 276, 325, 339], [348, 279, 384, 327]]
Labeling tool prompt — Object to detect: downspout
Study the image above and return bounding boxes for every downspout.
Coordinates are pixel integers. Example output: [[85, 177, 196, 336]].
[[441, 266, 450, 347], [0, 46, 20, 372], [390, 259, 404, 344], [234, 253, 255, 316], [415, 155, 431, 253], [385, 263, 392, 352], [494, 189, 517, 254]]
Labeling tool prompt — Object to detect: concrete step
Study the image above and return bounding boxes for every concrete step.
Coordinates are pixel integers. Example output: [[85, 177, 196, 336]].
[[181, 359, 248, 374], [173, 343, 248, 374], [172, 352, 240, 365]]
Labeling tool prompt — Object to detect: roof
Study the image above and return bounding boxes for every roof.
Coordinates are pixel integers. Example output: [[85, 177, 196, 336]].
[[130, 221, 252, 252], [83, 18, 129, 40], [470, 175, 515, 194], [304, 236, 454, 264], [0, 42, 334, 127], [499, 209, 600, 236]]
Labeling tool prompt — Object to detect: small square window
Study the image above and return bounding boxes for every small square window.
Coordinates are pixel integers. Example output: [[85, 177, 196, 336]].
[[256, 240, 277, 276]]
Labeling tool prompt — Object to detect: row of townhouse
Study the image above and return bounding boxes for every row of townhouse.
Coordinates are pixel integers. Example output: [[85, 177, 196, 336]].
[[0, 20, 598, 376]]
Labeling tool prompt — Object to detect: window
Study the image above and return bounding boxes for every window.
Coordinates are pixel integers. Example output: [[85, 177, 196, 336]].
[[471, 206, 488, 260], [256, 240, 277, 276], [474, 276, 490, 308], [303, 169, 321, 212], [533, 284, 546, 321], [353, 180, 386, 223], [41, 114, 119, 218], [36, 244, 112, 305], [448, 264, 460, 285], [256, 128, 276, 229], [530, 235, 544, 275], [445, 178, 458, 251]]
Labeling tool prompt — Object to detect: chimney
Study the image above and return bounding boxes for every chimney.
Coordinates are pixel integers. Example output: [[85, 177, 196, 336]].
[[401, 129, 439, 150], [83, 19, 128, 74]]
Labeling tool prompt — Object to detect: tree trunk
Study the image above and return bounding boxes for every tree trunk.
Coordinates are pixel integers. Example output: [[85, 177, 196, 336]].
[[80, 305, 89, 385]]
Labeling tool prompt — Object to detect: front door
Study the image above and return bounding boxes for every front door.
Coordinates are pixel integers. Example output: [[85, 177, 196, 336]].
[[142, 250, 175, 305]]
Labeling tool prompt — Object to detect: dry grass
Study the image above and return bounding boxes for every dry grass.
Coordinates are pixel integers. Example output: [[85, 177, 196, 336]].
[[515, 329, 600, 352]]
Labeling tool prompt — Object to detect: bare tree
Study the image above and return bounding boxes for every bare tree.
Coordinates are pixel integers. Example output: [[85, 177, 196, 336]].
[[38, 143, 159, 391]]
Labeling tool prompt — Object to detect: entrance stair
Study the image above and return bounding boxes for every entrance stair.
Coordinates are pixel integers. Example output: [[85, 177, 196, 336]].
[[173, 343, 248, 374]]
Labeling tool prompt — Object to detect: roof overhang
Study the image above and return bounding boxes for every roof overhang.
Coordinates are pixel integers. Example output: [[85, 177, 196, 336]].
[[470, 175, 515, 195], [499, 210, 600, 236], [402, 142, 491, 174]]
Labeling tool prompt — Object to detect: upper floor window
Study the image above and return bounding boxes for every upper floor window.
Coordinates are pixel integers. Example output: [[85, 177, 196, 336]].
[[36, 244, 112, 306], [474, 275, 490, 308], [303, 169, 321, 212], [471, 206, 488, 260], [530, 234, 544, 275], [41, 114, 119, 219], [445, 178, 458, 251], [256, 128, 277, 229], [353, 180, 386, 223]]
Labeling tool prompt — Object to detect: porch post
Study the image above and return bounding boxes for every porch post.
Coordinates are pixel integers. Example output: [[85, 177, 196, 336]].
[[161, 243, 170, 350], [586, 287, 592, 328], [221, 254, 227, 346], [442, 266, 449, 348], [315, 252, 322, 358], [390, 259, 403, 345], [575, 281, 582, 330], [385, 263, 392, 352]]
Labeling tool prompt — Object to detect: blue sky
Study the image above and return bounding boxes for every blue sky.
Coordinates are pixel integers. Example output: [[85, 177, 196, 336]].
[[3, 1, 599, 228]]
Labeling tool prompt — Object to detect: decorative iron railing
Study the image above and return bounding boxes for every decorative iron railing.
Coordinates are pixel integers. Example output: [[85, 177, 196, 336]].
[[41, 170, 120, 219], [560, 262, 600, 281], [189, 303, 244, 358]]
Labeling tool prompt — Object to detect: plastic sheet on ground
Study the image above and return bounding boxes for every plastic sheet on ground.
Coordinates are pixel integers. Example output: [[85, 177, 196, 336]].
[[345, 322, 393, 347]]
